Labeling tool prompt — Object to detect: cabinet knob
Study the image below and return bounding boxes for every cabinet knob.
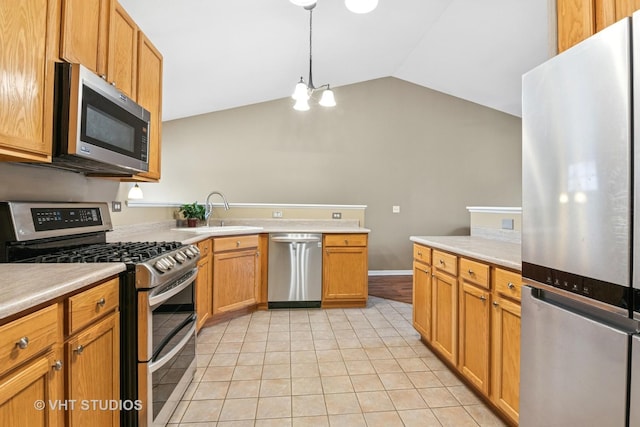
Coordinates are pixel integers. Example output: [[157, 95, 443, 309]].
[[492, 301, 499, 307], [468, 269, 474, 275], [100, 74, 106, 80], [417, 251, 422, 256], [439, 259, 444, 265], [52, 360, 63, 371], [97, 298, 106, 307], [236, 241, 241, 247], [256, 251, 260, 257], [431, 274, 435, 278], [480, 295, 487, 301], [507, 282, 515, 289], [75, 345, 85, 355], [16, 337, 29, 349], [344, 239, 349, 245]]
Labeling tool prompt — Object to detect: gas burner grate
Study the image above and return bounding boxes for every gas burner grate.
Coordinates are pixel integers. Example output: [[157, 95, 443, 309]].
[[19, 241, 183, 264]]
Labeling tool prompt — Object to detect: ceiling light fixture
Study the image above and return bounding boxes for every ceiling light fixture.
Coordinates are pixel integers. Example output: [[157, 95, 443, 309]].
[[291, 3, 336, 111], [345, 0, 378, 14]]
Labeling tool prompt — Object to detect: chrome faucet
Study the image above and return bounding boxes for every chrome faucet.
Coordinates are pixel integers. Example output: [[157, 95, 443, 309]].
[[205, 191, 230, 227]]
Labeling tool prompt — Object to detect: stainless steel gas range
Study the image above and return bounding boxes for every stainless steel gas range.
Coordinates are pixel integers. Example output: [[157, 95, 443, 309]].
[[0, 201, 199, 426]]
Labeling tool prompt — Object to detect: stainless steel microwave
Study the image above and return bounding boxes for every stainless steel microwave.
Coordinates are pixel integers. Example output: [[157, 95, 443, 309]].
[[52, 62, 150, 175]]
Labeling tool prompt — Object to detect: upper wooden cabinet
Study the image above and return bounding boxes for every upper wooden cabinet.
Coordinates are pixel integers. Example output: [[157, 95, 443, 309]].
[[134, 33, 163, 181], [107, 1, 137, 99], [60, 0, 110, 76], [0, 0, 58, 163], [558, 0, 640, 52]]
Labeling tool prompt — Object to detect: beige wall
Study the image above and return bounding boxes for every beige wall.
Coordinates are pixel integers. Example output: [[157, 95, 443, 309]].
[[0, 77, 522, 270], [140, 77, 522, 270]]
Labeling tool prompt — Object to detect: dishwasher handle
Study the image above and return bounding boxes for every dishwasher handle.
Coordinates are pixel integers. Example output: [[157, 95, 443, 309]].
[[271, 236, 321, 244]]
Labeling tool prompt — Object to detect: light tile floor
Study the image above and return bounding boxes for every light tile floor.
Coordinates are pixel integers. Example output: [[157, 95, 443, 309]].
[[168, 296, 507, 427]]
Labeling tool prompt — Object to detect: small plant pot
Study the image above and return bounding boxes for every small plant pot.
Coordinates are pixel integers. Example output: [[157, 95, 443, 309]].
[[187, 218, 198, 227]]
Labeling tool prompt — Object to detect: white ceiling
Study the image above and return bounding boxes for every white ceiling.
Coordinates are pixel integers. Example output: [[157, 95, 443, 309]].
[[119, 0, 551, 121]]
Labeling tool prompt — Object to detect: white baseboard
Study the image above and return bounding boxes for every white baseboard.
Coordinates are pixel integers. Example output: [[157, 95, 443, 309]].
[[368, 270, 412, 276]]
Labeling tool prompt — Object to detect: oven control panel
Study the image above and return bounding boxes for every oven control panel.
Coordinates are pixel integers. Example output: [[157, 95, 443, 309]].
[[32, 207, 102, 231]]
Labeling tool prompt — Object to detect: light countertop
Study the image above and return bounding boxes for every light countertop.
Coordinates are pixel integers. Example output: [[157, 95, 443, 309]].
[[0, 263, 126, 321], [410, 235, 521, 271]]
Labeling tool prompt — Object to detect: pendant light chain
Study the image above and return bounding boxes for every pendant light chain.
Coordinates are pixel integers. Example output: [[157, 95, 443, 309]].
[[308, 9, 314, 89]]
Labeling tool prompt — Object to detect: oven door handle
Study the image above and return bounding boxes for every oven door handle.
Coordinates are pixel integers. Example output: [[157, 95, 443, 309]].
[[148, 318, 196, 374], [148, 268, 197, 308]]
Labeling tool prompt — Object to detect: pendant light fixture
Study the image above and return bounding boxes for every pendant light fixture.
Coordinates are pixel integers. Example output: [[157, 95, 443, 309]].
[[345, 0, 378, 14], [127, 183, 144, 200], [291, 2, 336, 111]]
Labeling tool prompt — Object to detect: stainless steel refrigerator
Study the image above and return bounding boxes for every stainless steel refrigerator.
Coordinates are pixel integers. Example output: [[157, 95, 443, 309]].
[[521, 13, 640, 427]]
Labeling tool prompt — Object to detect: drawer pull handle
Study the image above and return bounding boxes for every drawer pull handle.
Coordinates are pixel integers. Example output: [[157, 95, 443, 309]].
[[344, 239, 349, 245], [52, 360, 63, 371], [507, 282, 515, 289], [97, 298, 106, 307], [439, 259, 444, 265], [75, 345, 84, 355], [479, 295, 487, 301], [17, 337, 29, 349], [468, 269, 474, 275], [236, 241, 241, 247], [493, 301, 499, 307]]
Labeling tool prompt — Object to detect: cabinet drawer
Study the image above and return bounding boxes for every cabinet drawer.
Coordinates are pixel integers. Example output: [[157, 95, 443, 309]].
[[413, 244, 431, 264], [214, 234, 259, 252], [0, 304, 58, 376], [459, 257, 490, 289], [67, 278, 119, 334], [432, 250, 457, 276], [494, 268, 522, 301], [197, 238, 212, 257], [324, 234, 368, 247]]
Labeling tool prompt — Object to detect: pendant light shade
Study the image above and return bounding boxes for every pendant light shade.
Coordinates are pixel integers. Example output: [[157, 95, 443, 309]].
[[345, 0, 378, 14], [290, 0, 317, 7], [127, 183, 143, 200], [293, 97, 310, 111], [319, 87, 336, 107], [292, 78, 309, 101]]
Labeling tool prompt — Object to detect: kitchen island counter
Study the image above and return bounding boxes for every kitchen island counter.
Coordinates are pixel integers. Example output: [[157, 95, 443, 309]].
[[0, 263, 126, 321], [410, 235, 521, 271]]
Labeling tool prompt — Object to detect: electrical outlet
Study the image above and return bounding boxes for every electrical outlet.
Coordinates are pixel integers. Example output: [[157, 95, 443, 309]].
[[332, 212, 342, 219], [272, 211, 283, 218], [392, 206, 400, 214], [111, 201, 122, 212]]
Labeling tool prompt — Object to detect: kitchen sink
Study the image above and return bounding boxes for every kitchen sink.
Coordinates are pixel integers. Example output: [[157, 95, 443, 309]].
[[173, 225, 263, 234]]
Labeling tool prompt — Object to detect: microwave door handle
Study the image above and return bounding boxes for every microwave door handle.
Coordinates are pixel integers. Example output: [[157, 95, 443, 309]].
[[148, 268, 197, 308]]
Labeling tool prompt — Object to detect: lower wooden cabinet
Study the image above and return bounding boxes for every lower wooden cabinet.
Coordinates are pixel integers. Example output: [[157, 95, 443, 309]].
[[196, 239, 212, 332], [0, 276, 120, 426], [431, 269, 458, 365], [212, 235, 259, 315], [322, 234, 368, 308], [412, 243, 521, 426], [458, 281, 490, 394], [491, 293, 521, 425], [412, 260, 432, 340], [0, 348, 63, 427], [66, 311, 119, 427]]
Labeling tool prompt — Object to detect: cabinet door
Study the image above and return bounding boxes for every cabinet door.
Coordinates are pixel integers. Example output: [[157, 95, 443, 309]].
[[431, 271, 457, 364], [0, 0, 57, 162], [323, 247, 368, 300], [491, 295, 521, 425], [412, 260, 432, 340], [60, 0, 110, 76], [134, 33, 163, 181], [66, 312, 119, 427], [213, 249, 258, 314], [0, 349, 63, 427], [458, 280, 490, 394], [557, 0, 596, 52], [107, 1, 137, 98], [196, 255, 211, 332]]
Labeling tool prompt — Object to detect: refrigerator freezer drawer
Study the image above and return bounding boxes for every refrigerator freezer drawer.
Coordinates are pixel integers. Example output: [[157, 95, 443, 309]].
[[520, 286, 629, 427]]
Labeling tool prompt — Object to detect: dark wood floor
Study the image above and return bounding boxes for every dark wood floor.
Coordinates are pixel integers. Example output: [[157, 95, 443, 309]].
[[368, 275, 413, 304]]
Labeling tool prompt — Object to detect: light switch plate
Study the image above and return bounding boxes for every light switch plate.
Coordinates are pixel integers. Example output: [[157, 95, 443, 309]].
[[112, 201, 122, 212], [501, 218, 514, 230]]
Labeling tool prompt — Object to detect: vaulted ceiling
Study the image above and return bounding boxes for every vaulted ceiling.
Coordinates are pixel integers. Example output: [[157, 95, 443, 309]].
[[119, 0, 551, 121]]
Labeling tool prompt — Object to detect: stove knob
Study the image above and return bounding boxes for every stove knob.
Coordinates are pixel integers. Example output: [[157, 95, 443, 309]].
[[154, 259, 168, 273], [175, 251, 187, 263], [167, 256, 177, 267], [190, 245, 201, 255]]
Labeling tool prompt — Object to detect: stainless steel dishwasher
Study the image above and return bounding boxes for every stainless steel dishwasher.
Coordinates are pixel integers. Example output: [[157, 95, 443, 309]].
[[268, 233, 322, 308]]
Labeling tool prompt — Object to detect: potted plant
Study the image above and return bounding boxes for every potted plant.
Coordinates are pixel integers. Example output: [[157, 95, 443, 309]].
[[179, 202, 205, 227]]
